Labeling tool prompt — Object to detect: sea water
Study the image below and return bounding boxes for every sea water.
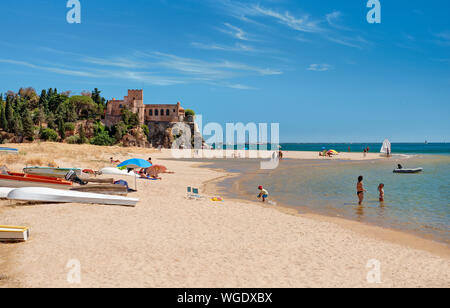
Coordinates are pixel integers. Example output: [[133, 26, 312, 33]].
[[205, 154, 450, 244]]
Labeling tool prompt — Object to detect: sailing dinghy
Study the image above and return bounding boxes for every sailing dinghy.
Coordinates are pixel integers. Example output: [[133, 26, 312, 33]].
[[7, 187, 139, 207]]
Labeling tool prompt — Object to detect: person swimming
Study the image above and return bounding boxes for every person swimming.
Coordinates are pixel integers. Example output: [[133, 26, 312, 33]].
[[257, 185, 269, 203], [357, 176, 366, 205], [378, 183, 385, 202]]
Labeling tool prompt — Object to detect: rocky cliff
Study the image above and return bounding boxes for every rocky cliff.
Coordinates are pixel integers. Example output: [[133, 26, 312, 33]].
[[146, 121, 203, 149]]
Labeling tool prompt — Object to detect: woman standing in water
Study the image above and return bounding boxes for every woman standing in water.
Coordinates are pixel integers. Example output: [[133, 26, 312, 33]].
[[357, 176, 366, 205]]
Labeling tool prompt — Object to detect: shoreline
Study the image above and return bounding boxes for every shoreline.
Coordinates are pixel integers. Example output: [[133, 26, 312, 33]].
[[0, 143, 449, 287], [200, 163, 450, 259]]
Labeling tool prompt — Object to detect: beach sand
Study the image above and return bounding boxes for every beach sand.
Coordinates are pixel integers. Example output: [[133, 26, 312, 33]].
[[0, 143, 449, 288]]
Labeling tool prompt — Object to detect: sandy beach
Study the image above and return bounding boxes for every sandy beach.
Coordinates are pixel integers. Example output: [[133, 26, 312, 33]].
[[0, 143, 449, 288]]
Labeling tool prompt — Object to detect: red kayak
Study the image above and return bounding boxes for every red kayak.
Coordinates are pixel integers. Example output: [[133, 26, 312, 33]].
[[0, 172, 73, 189]]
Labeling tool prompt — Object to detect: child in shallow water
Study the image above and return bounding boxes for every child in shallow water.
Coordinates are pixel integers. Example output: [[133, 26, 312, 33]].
[[378, 183, 385, 202], [257, 186, 269, 203]]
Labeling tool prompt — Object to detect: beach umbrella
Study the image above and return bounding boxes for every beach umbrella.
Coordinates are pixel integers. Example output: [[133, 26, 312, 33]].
[[117, 158, 152, 169], [117, 159, 152, 190]]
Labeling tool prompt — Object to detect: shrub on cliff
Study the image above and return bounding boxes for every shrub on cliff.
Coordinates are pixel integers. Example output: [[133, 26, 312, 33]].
[[185, 109, 195, 117], [90, 131, 115, 146], [40, 128, 58, 141], [66, 136, 79, 144]]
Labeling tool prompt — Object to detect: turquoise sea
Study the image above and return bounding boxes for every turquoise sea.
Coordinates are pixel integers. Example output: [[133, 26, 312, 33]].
[[198, 145, 450, 244], [213, 142, 450, 155]]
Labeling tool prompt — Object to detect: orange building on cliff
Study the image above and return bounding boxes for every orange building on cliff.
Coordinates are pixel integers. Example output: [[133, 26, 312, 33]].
[[105, 89, 185, 127]]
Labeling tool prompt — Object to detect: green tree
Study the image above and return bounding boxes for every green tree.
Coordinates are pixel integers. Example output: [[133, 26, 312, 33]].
[[0, 105, 7, 131], [78, 124, 87, 144], [67, 95, 96, 119], [13, 113, 23, 135], [23, 109, 34, 141], [57, 116, 65, 140], [5, 97, 14, 133], [39, 89, 48, 113]]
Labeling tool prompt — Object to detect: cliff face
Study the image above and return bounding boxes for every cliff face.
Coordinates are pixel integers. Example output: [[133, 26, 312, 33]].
[[146, 121, 203, 149]]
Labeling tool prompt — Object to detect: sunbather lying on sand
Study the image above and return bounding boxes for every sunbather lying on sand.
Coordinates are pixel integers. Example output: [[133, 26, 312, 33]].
[[110, 157, 121, 164]]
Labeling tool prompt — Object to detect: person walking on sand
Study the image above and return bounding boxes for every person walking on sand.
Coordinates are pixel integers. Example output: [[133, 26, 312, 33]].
[[357, 176, 367, 205], [257, 185, 269, 203], [378, 183, 385, 202]]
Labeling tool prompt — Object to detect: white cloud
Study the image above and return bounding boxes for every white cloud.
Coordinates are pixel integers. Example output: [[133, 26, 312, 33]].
[[307, 64, 332, 72]]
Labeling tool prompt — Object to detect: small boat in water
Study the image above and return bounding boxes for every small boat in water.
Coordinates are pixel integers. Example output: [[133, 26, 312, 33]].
[[0, 225, 30, 242], [7, 187, 138, 207], [0, 172, 73, 189], [23, 167, 83, 178], [393, 168, 423, 174]]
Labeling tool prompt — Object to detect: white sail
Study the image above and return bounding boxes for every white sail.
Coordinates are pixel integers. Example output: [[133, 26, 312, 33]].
[[380, 139, 391, 154]]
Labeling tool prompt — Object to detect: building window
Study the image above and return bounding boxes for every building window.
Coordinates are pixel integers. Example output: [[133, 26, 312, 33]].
[[166, 109, 170, 116], [160, 109, 164, 116], [173, 109, 175, 113], [149, 109, 153, 116], [155, 109, 159, 116], [119, 104, 123, 108]]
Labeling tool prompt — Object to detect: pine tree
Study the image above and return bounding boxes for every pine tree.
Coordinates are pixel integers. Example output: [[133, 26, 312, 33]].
[[13, 113, 23, 135], [5, 97, 14, 133], [78, 124, 86, 144], [0, 105, 5, 131], [58, 117, 65, 140], [23, 109, 34, 141], [39, 89, 48, 113]]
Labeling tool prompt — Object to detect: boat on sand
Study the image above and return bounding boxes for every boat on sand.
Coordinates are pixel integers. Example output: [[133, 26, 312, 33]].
[[99, 167, 140, 177], [23, 167, 83, 178], [0, 225, 30, 242], [0, 187, 14, 198], [7, 187, 138, 207], [0, 172, 73, 189], [70, 184, 128, 196]]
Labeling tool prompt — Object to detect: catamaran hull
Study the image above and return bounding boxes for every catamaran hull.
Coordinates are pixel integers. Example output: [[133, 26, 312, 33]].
[[7, 187, 138, 207]]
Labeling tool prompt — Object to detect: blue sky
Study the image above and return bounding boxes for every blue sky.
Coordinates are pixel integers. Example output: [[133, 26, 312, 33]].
[[0, 0, 449, 142]]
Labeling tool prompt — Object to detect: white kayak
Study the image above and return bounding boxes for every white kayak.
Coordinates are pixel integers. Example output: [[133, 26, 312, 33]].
[[99, 167, 140, 177], [7, 187, 139, 207], [0, 187, 15, 198]]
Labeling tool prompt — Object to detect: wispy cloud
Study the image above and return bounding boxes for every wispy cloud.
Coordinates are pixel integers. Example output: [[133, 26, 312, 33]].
[[212, 1, 369, 49], [191, 42, 256, 52], [222, 23, 249, 40], [326, 11, 350, 31], [0, 59, 99, 77], [1, 47, 282, 89], [307, 64, 332, 72], [432, 31, 450, 46], [325, 35, 368, 49]]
